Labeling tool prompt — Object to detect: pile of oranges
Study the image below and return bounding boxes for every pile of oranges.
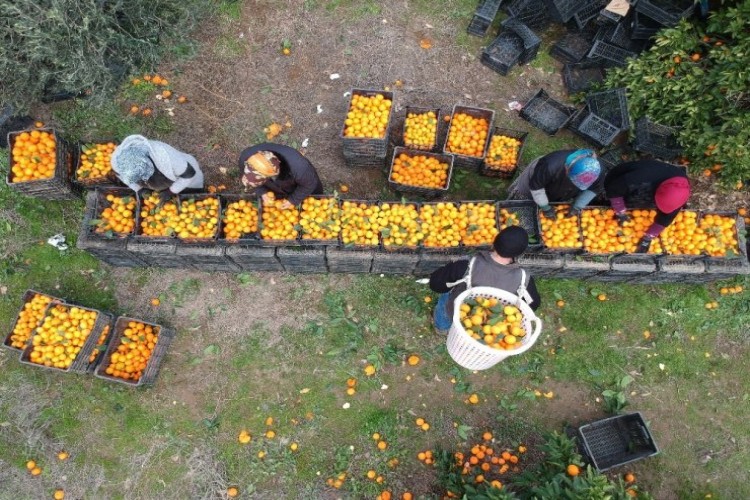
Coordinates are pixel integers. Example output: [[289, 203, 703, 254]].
[[539, 205, 582, 249], [261, 196, 300, 240], [484, 134, 522, 172], [459, 297, 526, 350], [8, 293, 54, 349], [28, 305, 99, 370], [451, 433, 524, 490], [390, 152, 450, 189], [139, 192, 178, 237], [403, 110, 438, 149], [459, 202, 498, 246], [343, 93, 392, 139], [660, 211, 702, 255], [376, 203, 423, 247], [95, 194, 137, 235], [699, 213, 740, 257], [340, 201, 381, 246], [445, 112, 489, 158], [581, 208, 663, 254], [103, 320, 159, 382], [222, 199, 259, 240], [300, 197, 341, 241], [174, 197, 220, 240], [76, 143, 116, 182], [420, 203, 461, 248], [10, 130, 57, 182]]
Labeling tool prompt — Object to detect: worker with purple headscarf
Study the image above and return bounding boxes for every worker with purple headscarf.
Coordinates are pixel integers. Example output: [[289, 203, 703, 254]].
[[507, 149, 602, 218]]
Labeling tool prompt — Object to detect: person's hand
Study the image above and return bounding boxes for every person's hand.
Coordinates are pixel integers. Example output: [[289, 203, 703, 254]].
[[261, 192, 275, 204], [615, 212, 632, 226], [634, 235, 653, 254], [567, 206, 581, 219], [540, 205, 555, 219], [157, 190, 173, 207], [279, 199, 293, 210]]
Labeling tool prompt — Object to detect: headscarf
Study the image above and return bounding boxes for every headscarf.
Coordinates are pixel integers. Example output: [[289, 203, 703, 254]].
[[655, 176, 690, 213], [493, 226, 529, 258], [242, 151, 280, 188], [111, 141, 154, 187], [565, 149, 601, 190]]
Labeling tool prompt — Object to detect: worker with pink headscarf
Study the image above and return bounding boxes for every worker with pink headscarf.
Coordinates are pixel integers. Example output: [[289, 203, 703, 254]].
[[604, 159, 691, 253]]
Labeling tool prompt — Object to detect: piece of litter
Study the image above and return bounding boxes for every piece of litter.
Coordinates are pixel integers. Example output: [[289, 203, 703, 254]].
[[219, 167, 228, 174], [381, 19, 387, 24], [381, 384, 388, 390], [301, 138, 309, 148], [415, 278, 429, 284], [329, 73, 340, 80], [300, 388, 310, 394], [380, 274, 385, 278], [349, 445, 354, 451], [658, 363, 666, 371], [342, 402, 351, 409], [425, 23, 434, 29], [47, 234, 68, 251], [316, 105, 323, 114], [343, 91, 351, 98], [508, 101, 523, 111]]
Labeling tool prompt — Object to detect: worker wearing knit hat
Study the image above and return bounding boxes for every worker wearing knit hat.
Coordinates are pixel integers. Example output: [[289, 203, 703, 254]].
[[429, 226, 541, 335], [604, 159, 692, 253], [506, 149, 603, 219], [238, 142, 323, 209]]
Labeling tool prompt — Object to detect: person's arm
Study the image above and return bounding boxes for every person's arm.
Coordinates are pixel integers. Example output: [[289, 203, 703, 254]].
[[528, 158, 553, 208], [429, 260, 469, 293], [525, 276, 541, 311], [654, 208, 680, 229], [571, 189, 597, 211], [287, 167, 322, 205], [168, 162, 202, 194]]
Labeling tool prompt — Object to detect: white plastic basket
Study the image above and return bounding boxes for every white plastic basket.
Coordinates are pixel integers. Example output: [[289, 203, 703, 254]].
[[447, 286, 542, 370]]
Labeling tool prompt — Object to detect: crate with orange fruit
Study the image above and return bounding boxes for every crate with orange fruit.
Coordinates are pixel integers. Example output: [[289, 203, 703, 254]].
[[135, 191, 179, 240], [538, 204, 583, 252], [6, 128, 76, 200], [339, 200, 382, 249], [219, 194, 261, 244], [659, 210, 704, 258], [175, 194, 221, 242], [459, 201, 499, 249], [88, 188, 138, 238], [3, 290, 62, 352], [19, 302, 113, 374], [698, 211, 744, 259], [402, 106, 439, 151], [498, 200, 542, 248], [581, 207, 664, 256], [299, 196, 342, 244], [443, 105, 494, 170], [341, 89, 394, 157], [259, 194, 301, 244], [95, 316, 175, 386], [387, 147, 454, 196], [376, 202, 424, 250], [480, 128, 527, 178], [420, 202, 463, 252], [74, 141, 118, 186]]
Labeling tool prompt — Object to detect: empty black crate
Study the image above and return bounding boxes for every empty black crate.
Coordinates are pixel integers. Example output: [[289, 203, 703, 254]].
[[567, 108, 621, 148], [585, 88, 630, 130], [631, 11, 664, 40], [571, 0, 609, 30], [467, 0, 503, 37], [276, 247, 327, 273], [225, 246, 284, 271], [519, 89, 576, 135], [633, 117, 682, 160], [481, 31, 524, 76], [634, 0, 696, 26], [326, 248, 373, 273], [502, 18, 541, 64], [578, 412, 659, 471], [504, 0, 551, 29], [550, 32, 595, 64], [371, 251, 419, 275], [543, 0, 587, 22], [595, 22, 641, 52], [562, 63, 605, 94], [587, 39, 636, 67]]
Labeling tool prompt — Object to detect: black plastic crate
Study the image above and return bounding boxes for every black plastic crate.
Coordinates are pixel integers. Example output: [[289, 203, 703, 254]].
[[388, 147, 454, 197], [326, 248, 374, 273], [443, 105, 495, 170], [481, 31, 524, 76], [634, 0, 696, 26], [20, 303, 113, 374], [341, 89, 394, 157], [504, 0, 551, 29], [578, 412, 659, 472], [175, 243, 239, 272], [587, 39, 636, 67], [595, 22, 640, 52], [73, 140, 120, 187], [218, 194, 262, 245], [276, 247, 327, 273], [338, 199, 382, 250], [95, 317, 176, 387], [225, 245, 284, 271], [597, 146, 635, 174], [6, 128, 77, 200], [703, 258, 750, 281], [700, 211, 748, 262], [3, 290, 62, 352], [585, 88, 630, 130], [562, 63, 605, 94], [371, 251, 419, 275], [497, 200, 542, 248], [402, 106, 440, 151], [558, 253, 610, 279], [258, 198, 301, 246], [126, 240, 184, 268], [550, 32, 595, 64], [537, 203, 584, 252], [631, 10, 664, 40], [419, 202, 465, 253], [342, 150, 387, 169], [571, 0, 609, 30], [414, 253, 457, 276], [657, 256, 706, 283], [597, 8, 623, 26], [567, 108, 621, 148], [519, 89, 577, 136], [633, 117, 682, 160], [501, 18, 542, 64], [516, 251, 563, 277], [480, 127, 528, 178], [467, 0, 504, 36], [543, 0, 587, 22]]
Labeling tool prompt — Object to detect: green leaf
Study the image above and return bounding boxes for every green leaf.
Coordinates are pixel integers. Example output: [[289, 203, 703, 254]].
[[457, 424, 472, 440]]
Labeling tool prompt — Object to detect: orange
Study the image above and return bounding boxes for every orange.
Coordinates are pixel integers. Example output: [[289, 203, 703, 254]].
[[31, 466, 41, 476], [624, 472, 636, 483], [260, 199, 299, 241], [174, 196, 220, 240], [468, 393, 480, 404], [238, 430, 251, 444], [566, 464, 580, 477], [290, 442, 298, 451], [161, 90, 172, 98], [26, 460, 36, 470], [377, 440, 387, 450], [482, 432, 493, 441], [364, 364, 376, 376], [265, 430, 275, 439], [540, 205, 583, 249], [340, 201, 381, 246], [407, 354, 420, 366], [53, 490, 64, 500], [222, 199, 259, 240], [227, 486, 239, 497], [57, 451, 69, 461], [9, 294, 53, 349], [177, 96, 188, 103], [377, 203, 423, 248], [94, 193, 136, 235], [150, 298, 160, 306], [461, 203, 499, 246]]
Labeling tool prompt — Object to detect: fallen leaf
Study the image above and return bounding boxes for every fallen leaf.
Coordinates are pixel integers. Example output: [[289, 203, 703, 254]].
[[419, 38, 432, 49]]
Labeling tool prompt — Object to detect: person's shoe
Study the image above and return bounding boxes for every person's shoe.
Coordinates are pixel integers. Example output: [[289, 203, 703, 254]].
[[435, 327, 448, 335]]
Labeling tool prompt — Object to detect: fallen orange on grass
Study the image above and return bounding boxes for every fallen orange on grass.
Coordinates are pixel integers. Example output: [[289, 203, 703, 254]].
[[566, 464, 580, 477], [407, 354, 420, 366]]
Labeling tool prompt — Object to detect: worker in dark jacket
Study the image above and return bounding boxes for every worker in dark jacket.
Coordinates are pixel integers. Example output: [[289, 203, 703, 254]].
[[507, 149, 602, 218], [239, 143, 323, 208], [429, 226, 541, 335], [604, 159, 691, 253]]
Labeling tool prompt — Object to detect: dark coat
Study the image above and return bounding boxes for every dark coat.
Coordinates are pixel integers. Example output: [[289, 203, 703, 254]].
[[530, 149, 604, 201]]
